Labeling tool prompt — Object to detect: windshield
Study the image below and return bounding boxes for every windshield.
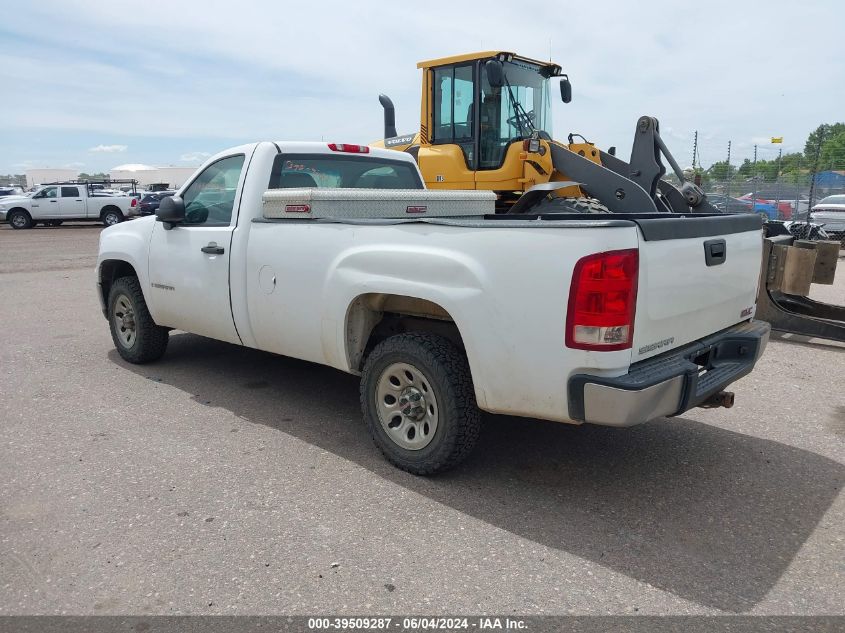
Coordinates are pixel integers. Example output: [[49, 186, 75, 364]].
[[820, 195, 845, 205], [480, 60, 552, 169]]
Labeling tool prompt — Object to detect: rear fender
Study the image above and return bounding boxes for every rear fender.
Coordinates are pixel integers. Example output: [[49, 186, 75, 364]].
[[325, 244, 485, 397]]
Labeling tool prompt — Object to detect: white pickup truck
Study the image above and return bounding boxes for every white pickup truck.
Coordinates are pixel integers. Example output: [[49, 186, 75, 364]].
[[1, 183, 139, 228], [97, 141, 770, 474]]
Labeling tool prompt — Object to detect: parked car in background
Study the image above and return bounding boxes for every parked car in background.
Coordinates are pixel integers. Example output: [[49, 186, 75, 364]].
[[738, 193, 793, 219], [138, 192, 175, 216], [0, 186, 25, 198], [810, 194, 845, 238], [706, 194, 779, 219], [706, 194, 756, 214]]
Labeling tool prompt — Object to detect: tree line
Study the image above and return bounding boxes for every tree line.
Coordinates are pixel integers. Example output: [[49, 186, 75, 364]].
[[706, 122, 845, 184]]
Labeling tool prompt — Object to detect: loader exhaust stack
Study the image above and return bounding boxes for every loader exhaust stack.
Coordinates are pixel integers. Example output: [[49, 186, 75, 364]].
[[378, 94, 398, 139]]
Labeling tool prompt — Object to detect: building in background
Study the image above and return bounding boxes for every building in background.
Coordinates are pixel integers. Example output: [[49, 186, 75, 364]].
[[25, 168, 78, 188], [23, 163, 198, 190], [109, 164, 197, 189]]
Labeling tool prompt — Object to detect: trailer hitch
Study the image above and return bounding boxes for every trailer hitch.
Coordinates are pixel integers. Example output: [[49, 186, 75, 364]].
[[698, 391, 735, 409]]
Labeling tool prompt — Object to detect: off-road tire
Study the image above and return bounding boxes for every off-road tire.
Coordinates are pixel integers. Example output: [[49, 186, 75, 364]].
[[108, 276, 169, 363], [360, 332, 481, 475], [529, 195, 611, 214], [8, 209, 33, 229]]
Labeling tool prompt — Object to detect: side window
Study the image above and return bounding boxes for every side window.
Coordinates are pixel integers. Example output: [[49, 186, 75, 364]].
[[61, 186, 80, 198], [34, 187, 57, 199], [431, 64, 476, 169], [181, 154, 245, 226], [452, 65, 473, 141], [433, 67, 452, 142]]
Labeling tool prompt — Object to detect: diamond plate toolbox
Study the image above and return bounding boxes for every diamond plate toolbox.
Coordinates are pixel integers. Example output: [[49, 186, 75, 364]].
[[262, 188, 495, 219]]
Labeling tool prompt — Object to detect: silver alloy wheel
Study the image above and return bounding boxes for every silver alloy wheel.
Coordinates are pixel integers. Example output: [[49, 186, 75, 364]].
[[10, 213, 27, 228], [375, 362, 439, 450], [103, 211, 121, 226], [112, 294, 136, 349]]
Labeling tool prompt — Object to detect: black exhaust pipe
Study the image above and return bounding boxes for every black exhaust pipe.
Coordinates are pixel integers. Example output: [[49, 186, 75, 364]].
[[378, 94, 397, 139]]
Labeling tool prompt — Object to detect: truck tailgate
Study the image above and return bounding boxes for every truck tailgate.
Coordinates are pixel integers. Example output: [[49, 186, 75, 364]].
[[631, 214, 762, 361]]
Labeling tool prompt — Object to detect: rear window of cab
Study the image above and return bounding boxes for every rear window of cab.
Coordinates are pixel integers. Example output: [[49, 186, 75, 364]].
[[268, 153, 423, 190]]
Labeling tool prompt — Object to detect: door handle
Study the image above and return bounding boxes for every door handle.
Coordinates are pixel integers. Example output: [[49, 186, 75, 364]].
[[201, 243, 225, 255], [704, 239, 726, 266]]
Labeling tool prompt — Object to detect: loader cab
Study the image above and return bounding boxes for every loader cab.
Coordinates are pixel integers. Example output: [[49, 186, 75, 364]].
[[417, 51, 564, 192]]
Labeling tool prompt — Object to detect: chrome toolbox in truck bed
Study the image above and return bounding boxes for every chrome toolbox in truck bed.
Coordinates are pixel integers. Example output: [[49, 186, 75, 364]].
[[262, 188, 496, 219]]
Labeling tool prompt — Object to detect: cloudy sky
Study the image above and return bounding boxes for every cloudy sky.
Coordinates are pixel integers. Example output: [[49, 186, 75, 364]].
[[1, 0, 843, 174]]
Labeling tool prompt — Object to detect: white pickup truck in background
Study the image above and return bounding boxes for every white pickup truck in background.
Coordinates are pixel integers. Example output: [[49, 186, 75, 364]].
[[1, 183, 139, 228], [97, 141, 770, 474]]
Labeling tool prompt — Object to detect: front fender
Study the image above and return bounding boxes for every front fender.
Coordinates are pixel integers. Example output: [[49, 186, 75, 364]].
[[96, 217, 155, 314]]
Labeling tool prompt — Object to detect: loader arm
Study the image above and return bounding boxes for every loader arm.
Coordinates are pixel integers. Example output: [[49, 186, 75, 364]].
[[548, 141, 658, 213], [550, 116, 721, 215]]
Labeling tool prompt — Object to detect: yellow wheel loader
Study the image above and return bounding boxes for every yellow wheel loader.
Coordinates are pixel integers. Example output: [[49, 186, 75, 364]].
[[373, 51, 719, 215], [373, 50, 845, 342]]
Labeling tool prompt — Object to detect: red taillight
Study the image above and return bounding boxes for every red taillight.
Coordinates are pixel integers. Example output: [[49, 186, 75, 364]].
[[565, 249, 638, 351], [131, 198, 137, 207], [328, 143, 370, 153]]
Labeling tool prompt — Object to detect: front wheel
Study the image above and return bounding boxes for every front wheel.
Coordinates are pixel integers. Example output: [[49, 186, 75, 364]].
[[526, 195, 611, 214], [360, 332, 481, 475], [108, 276, 169, 363], [101, 208, 124, 226], [8, 210, 33, 229]]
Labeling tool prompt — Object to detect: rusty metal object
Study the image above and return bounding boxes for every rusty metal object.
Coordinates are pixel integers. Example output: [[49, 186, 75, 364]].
[[756, 237, 845, 342], [792, 240, 839, 285]]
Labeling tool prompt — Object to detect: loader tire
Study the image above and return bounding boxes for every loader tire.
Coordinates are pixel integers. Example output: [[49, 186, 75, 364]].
[[530, 195, 611, 214]]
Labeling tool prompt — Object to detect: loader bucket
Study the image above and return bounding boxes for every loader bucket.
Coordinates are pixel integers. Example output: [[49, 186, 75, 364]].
[[755, 236, 845, 342]]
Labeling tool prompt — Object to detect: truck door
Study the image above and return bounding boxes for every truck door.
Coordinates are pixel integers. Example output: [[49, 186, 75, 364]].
[[30, 186, 58, 217], [147, 153, 247, 344], [418, 64, 477, 190], [59, 185, 85, 217]]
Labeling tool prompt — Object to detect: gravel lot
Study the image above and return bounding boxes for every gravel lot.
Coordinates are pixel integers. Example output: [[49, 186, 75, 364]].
[[0, 223, 843, 616]]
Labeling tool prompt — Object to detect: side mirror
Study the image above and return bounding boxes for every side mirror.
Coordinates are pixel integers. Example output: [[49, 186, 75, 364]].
[[156, 194, 185, 228], [559, 76, 572, 103], [485, 59, 504, 88]]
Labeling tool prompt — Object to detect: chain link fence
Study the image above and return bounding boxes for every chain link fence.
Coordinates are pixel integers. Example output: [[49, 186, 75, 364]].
[[664, 135, 845, 222]]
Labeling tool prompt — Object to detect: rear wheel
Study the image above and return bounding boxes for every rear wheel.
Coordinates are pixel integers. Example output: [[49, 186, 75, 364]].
[[8, 210, 33, 229], [101, 208, 124, 226], [108, 276, 169, 363], [360, 332, 481, 475], [528, 195, 611, 214]]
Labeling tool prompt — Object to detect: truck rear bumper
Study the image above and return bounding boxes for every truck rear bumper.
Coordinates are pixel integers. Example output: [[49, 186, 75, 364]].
[[567, 320, 770, 427]]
